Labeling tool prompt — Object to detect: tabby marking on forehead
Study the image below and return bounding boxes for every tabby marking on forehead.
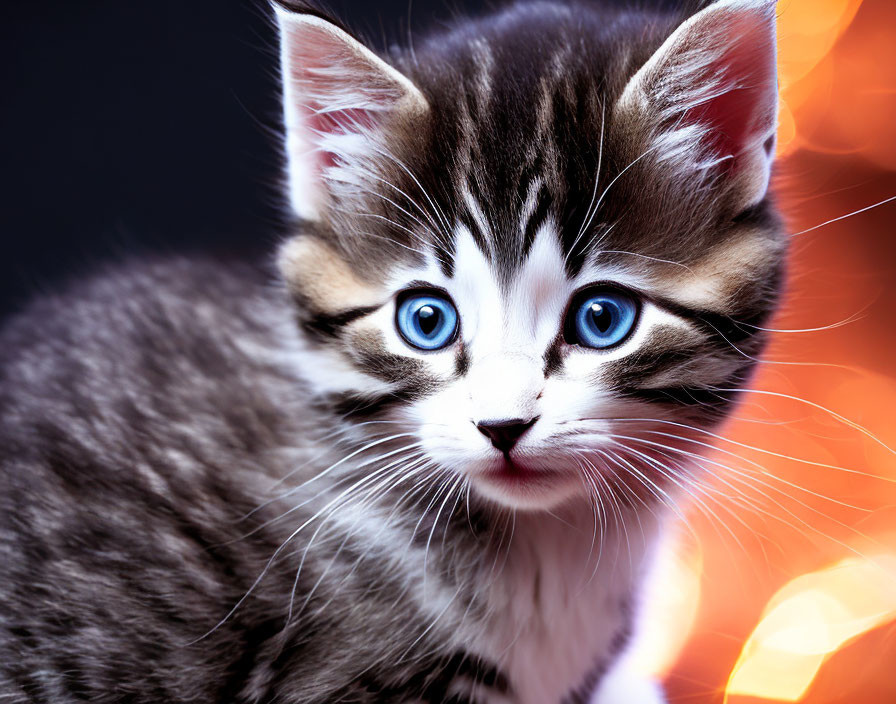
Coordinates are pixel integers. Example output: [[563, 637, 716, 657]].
[[471, 38, 495, 97], [461, 185, 494, 255], [519, 178, 546, 234]]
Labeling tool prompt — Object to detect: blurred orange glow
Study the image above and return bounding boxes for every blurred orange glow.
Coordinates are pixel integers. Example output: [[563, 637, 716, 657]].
[[662, 0, 896, 701], [776, 0, 896, 167], [776, 0, 864, 155], [724, 556, 896, 702]]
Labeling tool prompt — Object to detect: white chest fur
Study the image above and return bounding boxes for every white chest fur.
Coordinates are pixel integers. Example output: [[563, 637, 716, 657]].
[[473, 507, 660, 704]]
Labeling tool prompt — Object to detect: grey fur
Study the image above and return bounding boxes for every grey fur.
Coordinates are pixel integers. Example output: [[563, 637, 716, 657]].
[[0, 258, 510, 702]]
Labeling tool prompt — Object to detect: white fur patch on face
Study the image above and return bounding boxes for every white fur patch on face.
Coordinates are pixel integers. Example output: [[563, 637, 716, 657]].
[[393, 225, 675, 510], [334, 221, 712, 512], [452, 224, 570, 422]]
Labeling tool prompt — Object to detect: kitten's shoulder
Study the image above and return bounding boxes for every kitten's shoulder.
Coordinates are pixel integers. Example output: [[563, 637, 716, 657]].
[[0, 257, 305, 702], [1, 255, 284, 376]]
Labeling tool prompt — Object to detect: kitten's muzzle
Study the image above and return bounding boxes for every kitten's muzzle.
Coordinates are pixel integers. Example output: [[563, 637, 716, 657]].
[[476, 417, 539, 453]]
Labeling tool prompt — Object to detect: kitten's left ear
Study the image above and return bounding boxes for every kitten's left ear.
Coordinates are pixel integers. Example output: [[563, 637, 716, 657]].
[[275, 4, 429, 221], [617, 0, 778, 210]]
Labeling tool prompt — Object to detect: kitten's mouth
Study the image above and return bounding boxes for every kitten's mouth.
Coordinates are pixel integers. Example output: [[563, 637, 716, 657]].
[[480, 456, 568, 488], [470, 455, 579, 510]]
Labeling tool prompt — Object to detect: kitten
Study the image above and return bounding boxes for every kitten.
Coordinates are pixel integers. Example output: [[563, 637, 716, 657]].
[[0, 0, 785, 702]]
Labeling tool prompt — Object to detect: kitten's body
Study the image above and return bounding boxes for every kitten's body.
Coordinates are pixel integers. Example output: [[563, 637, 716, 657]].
[[0, 1, 785, 702], [0, 258, 653, 703]]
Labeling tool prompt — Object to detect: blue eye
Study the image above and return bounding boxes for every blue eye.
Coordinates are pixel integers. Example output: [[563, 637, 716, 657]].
[[566, 288, 639, 349], [396, 291, 459, 351]]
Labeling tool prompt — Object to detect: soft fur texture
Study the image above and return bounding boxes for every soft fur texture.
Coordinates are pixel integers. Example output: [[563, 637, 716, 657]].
[[0, 1, 785, 702]]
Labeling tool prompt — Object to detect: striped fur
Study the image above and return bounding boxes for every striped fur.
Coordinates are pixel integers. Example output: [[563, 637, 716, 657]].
[[0, 1, 785, 703]]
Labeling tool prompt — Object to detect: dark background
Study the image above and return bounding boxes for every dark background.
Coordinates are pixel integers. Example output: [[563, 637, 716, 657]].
[[0, 0, 679, 318], [0, 0, 473, 317]]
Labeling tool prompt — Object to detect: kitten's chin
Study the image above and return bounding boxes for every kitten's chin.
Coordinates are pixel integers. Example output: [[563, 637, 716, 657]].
[[467, 457, 582, 511]]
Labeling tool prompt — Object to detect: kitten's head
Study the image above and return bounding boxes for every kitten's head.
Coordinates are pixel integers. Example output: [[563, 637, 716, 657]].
[[275, 0, 786, 511]]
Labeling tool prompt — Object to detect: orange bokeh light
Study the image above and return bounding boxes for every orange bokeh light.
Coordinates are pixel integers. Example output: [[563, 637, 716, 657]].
[[724, 555, 896, 702]]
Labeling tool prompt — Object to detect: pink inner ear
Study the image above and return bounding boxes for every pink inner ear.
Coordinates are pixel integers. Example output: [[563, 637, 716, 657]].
[[682, 11, 777, 162], [287, 33, 383, 172], [305, 107, 379, 170]]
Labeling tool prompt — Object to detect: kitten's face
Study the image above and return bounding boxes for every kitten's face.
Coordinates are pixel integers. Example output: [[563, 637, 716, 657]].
[[276, 0, 786, 510]]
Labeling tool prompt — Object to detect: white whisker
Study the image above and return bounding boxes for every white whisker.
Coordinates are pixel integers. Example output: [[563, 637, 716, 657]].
[[790, 194, 896, 237]]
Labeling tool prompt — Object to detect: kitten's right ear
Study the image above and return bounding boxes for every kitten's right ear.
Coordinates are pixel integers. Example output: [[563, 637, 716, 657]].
[[274, 3, 429, 221]]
